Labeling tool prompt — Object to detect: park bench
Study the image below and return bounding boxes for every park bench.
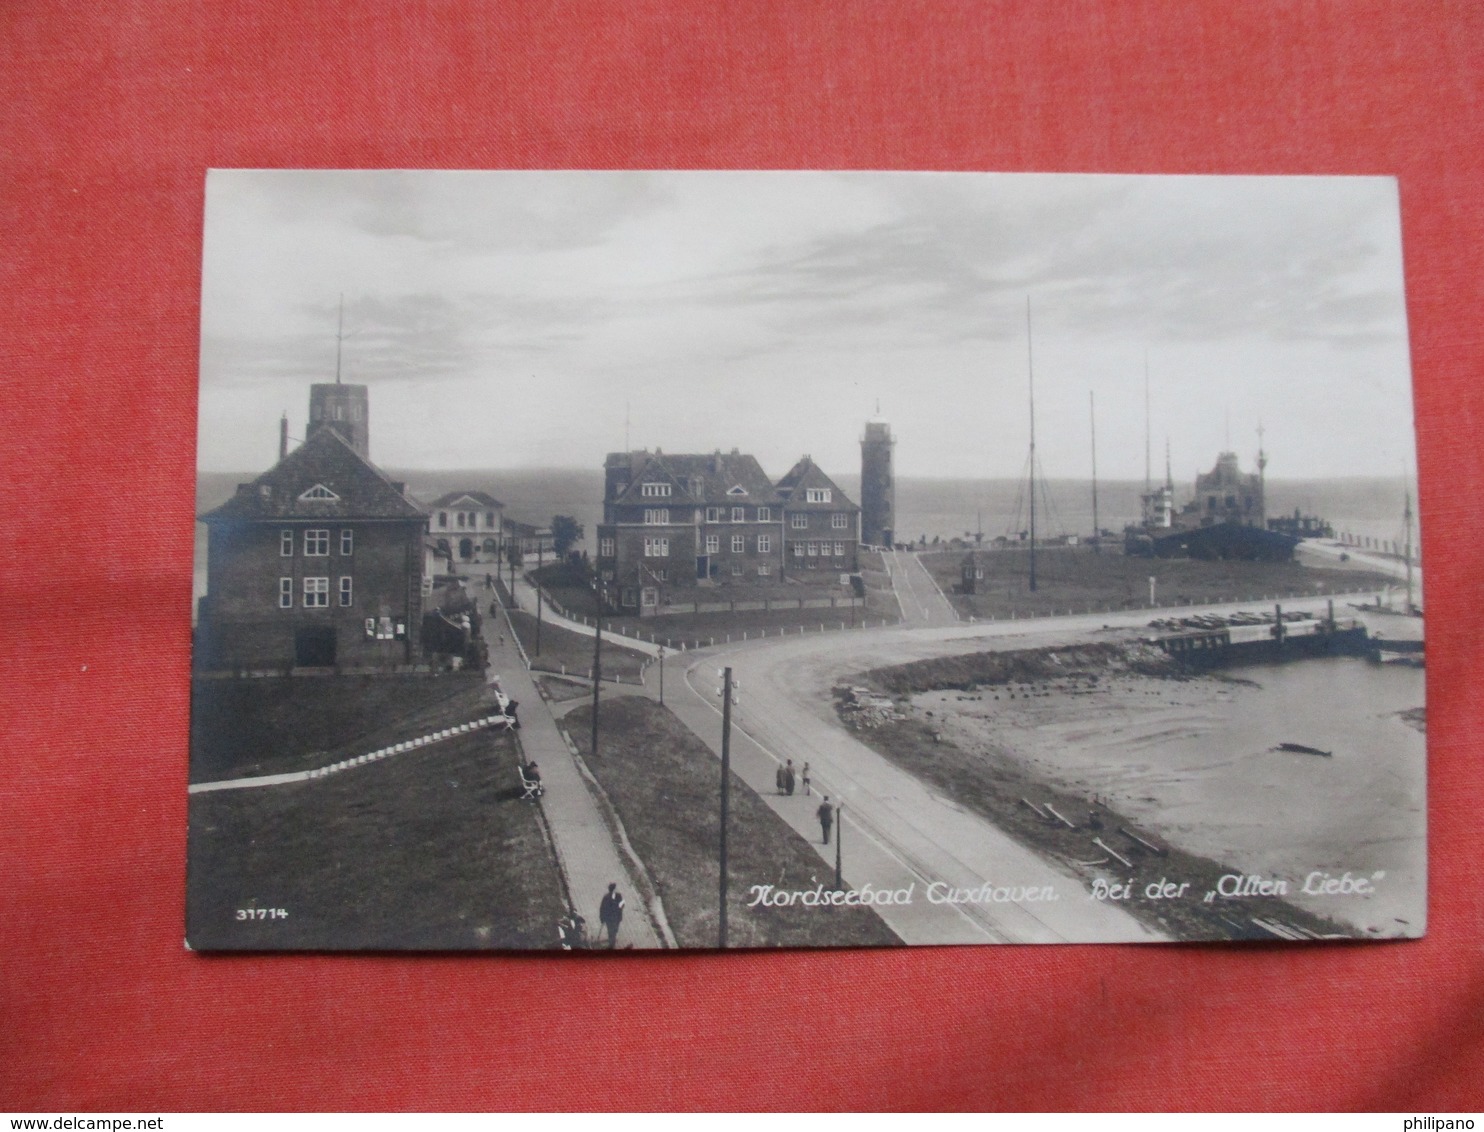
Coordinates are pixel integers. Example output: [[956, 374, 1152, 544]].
[[518, 762, 544, 802]]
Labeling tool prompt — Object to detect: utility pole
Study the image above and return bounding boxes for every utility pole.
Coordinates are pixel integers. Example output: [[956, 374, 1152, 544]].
[[1027, 297, 1038, 593], [590, 581, 603, 759], [657, 645, 665, 706], [718, 666, 734, 949], [534, 543, 543, 656], [1090, 390, 1100, 554]]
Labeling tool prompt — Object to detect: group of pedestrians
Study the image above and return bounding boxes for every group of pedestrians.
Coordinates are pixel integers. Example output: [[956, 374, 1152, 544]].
[[775, 758, 835, 845], [774, 757, 812, 797]]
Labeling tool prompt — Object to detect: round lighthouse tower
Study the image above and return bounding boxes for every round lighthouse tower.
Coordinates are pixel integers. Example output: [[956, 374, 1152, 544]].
[[860, 412, 896, 549]]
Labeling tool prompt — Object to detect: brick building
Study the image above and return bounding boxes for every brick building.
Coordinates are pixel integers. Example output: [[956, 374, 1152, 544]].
[[775, 456, 860, 577], [196, 419, 427, 672], [596, 448, 859, 614]]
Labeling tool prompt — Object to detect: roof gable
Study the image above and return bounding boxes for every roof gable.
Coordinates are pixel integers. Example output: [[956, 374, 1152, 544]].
[[776, 457, 858, 509], [612, 451, 782, 506], [201, 428, 426, 523], [430, 490, 505, 509]]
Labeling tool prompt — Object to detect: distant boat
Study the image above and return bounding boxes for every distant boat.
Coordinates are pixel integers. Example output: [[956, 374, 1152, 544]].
[[1276, 742, 1332, 757]]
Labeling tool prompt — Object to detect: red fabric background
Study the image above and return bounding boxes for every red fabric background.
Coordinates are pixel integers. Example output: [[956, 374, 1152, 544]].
[[3, 1, 1481, 1112]]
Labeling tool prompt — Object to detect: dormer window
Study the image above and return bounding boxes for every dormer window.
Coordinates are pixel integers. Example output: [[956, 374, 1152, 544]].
[[641, 483, 672, 498], [299, 484, 340, 501], [726, 485, 748, 496], [805, 488, 832, 503]]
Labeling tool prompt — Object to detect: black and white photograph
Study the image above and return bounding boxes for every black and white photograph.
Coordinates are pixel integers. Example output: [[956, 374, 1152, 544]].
[[187, 169, 1424, 950]]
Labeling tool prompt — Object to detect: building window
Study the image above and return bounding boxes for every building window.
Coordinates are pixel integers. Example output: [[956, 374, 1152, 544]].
[[304, 529, 330, 556], [303, 577, 329, 607], [791, 514, 808, 529], [793, 544, 805, 558], [834, 541, 845, 556], [731, 562, 743, 576], [280, 530, 294, 557], [732, 507, 745, 523], [486, 511, 496, 528], [644, 537, 669, 557], [641, 483, 672, 497], [457, 512, 466, 528], [705, 535, 719, 554], [641, 587, 659, 607], [757, 535, 771, 553], [806, 488, 832, 503], [299, 484, 339, 501], [757, 563, 771, 577], [832, 513, 848, 529], [279, 577, 293, 608], [706, 507, 721, 523], [731, 535, 745, 553], [757, 507, 771, 522], [438, 512, 448, 528], [644, 508, 670, 525], [621, 587, 638, 607], [807, 542, 818, 556], [339, 576, 353, 606], [600, 537, 615, 557], [340, 529, 354, 555]]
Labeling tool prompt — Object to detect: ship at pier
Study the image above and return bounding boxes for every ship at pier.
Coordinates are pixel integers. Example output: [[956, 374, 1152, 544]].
[[1124, 444, 1302, 561]]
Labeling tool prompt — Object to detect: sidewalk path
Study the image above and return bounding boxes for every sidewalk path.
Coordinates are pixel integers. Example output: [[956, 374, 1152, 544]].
[[480, 589, 662, 949], [509, 575, 665, 656], [884, 549, 960, 628]]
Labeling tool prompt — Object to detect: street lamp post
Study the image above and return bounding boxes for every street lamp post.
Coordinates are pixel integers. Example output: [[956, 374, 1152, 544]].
[[718, 665, 734, 949], [834, 802, 844, 890], [657, 645, 665, 706], [590, 580, 603, 759]]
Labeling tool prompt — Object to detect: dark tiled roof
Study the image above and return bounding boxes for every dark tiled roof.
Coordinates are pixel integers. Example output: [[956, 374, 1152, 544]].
[[775, 457, 858, 510], [607, 450, 782, 506], [200, 427, 426, 523], [429, 490, 505, 509]]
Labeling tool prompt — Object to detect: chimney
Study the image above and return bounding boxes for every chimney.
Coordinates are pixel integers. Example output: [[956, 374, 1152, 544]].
[[279, 413, 288, 462]]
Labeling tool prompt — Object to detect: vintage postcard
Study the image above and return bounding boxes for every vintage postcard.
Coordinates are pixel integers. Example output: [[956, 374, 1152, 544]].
[[188, 170, 1424, 950]]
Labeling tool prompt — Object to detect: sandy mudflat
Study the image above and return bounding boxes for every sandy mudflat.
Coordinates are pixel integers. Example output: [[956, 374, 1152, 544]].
[[914, 656, 1426, 936]]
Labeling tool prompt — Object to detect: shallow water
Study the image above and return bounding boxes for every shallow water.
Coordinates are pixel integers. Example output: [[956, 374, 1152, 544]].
[[920, 656, 1426, 936]]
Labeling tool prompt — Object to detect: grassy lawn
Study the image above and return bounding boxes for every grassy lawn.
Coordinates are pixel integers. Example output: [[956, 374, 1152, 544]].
[[600, 603, 884, 649], [186, 729, 567, 950], [531, 563, 883, 647], [503, 608, 650, 684], [563, 698, 901, 950], [190, 672, 492, 783], [919, 547, 1396, 620]]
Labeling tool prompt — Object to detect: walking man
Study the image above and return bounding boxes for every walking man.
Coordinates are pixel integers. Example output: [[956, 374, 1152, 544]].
[[801, 761, 812, 796], [817, 796, 834, 845], [784, 758, 796, 796], [598, 882, 625, 949]]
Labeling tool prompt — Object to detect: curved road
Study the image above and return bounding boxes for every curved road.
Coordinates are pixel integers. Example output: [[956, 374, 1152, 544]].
[[671, 588, 1394, 945]]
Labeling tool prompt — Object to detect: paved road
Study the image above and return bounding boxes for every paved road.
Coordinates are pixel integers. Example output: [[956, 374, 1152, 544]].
[[883, 549, 960, 628], [669, 588, 1398, 945]]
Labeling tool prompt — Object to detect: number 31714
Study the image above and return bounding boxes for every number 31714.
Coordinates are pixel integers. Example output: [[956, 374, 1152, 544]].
[[236, 908, 289, 921]]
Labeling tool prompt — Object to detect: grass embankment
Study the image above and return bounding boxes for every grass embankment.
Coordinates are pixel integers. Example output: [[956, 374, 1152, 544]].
[[503, 608, 650, 684], [844, 645, 1354, 942], [530, 563, 883, 648], [919, 547, 1396, 620], [564, 697, 901, 949], [189, 673, 490, 783], [187, 729, 567, 950]]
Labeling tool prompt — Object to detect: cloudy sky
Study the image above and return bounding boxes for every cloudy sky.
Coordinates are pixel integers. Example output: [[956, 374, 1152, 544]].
[[199, 170, 1415, 481]]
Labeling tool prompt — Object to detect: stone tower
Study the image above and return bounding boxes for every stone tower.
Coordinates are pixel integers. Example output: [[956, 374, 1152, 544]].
[[306, 382, 370, 461], [860, 414, 895, 548]]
